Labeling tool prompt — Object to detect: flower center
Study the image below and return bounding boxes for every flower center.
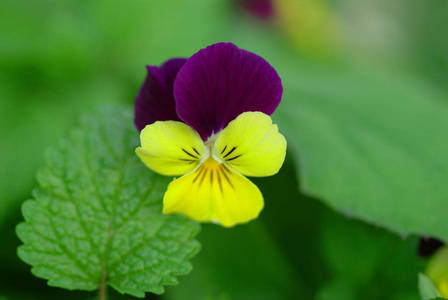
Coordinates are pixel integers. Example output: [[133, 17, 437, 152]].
[[190, 155, 235, 193], [203, 133, 223, 164]]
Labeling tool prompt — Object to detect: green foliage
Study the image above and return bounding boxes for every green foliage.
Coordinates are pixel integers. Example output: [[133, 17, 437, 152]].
[[16, 107, 200, 298], [4, 0, 448, 299], [419, 273, 441, 300], [276, 59, 448, 241], [165, 221, 302, 300], [315, 278, 358, 300], [317, 210, 422, 300]]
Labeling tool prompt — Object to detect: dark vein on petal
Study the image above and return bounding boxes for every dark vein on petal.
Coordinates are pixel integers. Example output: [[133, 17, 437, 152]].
[[192, 147, 200, 156], [210, 169, 214, 187], [217, 170, 223, 193], [178, 158, 197, 163], [182, 148, 198, 159], [221, 164, 232, 174], [223, 146, 237, 158], [220, 165, 234, 189], [220, 145, 227, 155], [226, 154, 242, 161], [192, 166, 205, 183], [199, 168, 208, 186]]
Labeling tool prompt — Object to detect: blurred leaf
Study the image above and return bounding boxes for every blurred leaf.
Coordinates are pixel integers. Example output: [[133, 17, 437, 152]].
[[317, 209, 422, 300], [251, 154, 330, 294], [16, 107, 200, 297], [315, 278, 357, 300], [404, 1, 448, 92], [321, 212, 398, 285], [91, 0, 230, 81], [164, 220, 304, 300], [203, 295, 232, 300], [419, 273, 441, 300], [275, 61, 448, 241]]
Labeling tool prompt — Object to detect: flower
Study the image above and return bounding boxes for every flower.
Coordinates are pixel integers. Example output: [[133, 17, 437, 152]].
[[426, 245, 448, 297], [134, 43, 286, 227]]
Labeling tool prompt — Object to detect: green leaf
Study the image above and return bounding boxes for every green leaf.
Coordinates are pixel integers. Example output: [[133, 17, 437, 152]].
[[165, 221, 304, 300], [321, 210, 421, 282], [318, 209, 423, 300], [16, 107, 200, 298], [419, 273, 441, 300], [275, 62, 448, 241], [315, 278, 358, 300]]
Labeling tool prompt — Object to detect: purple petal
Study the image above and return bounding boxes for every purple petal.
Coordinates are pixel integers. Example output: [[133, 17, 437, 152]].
[[134, 58, 187, 132], [174, 43, 282, 140]]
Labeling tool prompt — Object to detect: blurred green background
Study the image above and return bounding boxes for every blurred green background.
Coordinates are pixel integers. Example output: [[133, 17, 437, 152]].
[[2, 0, 448, 299]]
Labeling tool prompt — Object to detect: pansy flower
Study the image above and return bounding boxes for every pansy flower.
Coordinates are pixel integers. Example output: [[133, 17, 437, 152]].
[[426, 245, 448, 297], [134, 43, 286, 227]]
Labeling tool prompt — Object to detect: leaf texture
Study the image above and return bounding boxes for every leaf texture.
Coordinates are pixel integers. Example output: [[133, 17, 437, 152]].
[[16, 107, 200, 298], [275, 64, 448, 242]]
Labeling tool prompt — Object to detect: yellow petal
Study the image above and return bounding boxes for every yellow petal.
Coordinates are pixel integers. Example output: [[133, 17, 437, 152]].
[[163, 157, 263, 227], [136, 121, 208, 176], [439, 280, 448, 298], [213, 112, 287, 177], [427, 245, 448, 298]]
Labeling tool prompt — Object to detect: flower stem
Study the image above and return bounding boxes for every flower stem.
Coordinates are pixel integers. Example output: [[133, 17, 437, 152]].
[[99, 273, 107, 300]]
